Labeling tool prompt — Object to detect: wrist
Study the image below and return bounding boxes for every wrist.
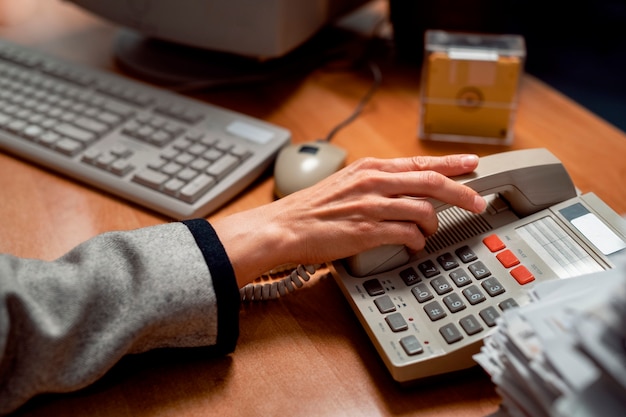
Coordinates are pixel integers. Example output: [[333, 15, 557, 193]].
[[212, 203, 294, 287]]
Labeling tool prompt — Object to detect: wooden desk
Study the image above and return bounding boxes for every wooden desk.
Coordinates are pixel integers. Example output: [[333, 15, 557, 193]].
[[1, 2, 625, 416]]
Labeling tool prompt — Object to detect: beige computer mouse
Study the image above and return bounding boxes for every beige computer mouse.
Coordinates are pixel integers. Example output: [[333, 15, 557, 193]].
[[273, 141, 347, 198]]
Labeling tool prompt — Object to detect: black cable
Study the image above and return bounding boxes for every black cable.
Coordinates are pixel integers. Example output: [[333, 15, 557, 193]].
[[322, 60, 382, 143]]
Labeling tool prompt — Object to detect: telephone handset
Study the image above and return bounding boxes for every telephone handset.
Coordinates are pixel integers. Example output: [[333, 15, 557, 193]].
[[331, 148, 626, 383], [346, 148, 578, 277]]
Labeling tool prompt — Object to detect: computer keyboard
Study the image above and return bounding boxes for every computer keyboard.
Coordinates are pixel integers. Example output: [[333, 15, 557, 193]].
[[0, 38, 290, 219]]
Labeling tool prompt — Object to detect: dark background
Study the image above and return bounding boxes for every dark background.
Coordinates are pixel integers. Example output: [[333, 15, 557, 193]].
[[389, 0, 626, 132]]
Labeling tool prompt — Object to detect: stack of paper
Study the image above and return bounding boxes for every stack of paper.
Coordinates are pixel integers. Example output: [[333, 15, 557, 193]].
[[474, 256, 626, 417]]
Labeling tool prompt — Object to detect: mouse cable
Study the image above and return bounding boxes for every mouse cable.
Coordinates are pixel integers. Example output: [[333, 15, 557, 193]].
[[322, 60, 382, 143], [240, 263, 326, 302]]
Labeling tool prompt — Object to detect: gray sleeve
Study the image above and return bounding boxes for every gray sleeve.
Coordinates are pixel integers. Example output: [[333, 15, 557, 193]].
[[0, 220, 239, 415]]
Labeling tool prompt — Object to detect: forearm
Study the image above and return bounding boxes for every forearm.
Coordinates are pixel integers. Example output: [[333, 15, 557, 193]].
[[0, 221, 239, 415]]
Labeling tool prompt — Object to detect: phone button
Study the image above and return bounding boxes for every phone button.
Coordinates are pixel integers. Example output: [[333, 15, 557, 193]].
[[483, 234, 506, 252], [399, 267, 421, 286], [496, 250, 520, 268], [400, 335, 424, 356], [479, 306, 500, 327], [374, 295, 396, 314], [385, 312, 408, 332], [460, 315, 484, 336], [439, 323, 463, 344], [510, 265, 535, 285], [456, 246, 478, 263], [424, 301, 447, 321], [363, 279, 385, 296]]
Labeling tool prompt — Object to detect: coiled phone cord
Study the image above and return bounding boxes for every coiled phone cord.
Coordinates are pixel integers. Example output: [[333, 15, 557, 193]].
[[240, 263, 324, 301]]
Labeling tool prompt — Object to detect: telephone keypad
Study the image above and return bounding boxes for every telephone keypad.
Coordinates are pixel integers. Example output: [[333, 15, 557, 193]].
[[364, 232, 536, 364]]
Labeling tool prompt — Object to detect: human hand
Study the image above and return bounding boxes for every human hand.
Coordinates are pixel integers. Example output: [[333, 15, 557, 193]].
[[213, 154, 486, 286]]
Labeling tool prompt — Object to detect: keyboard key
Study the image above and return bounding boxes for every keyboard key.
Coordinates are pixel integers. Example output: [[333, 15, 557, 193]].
[[496, 250, 520, 268], [481, 277, 506, 297], [418, 259, 440, 278], [55, 138, 82, 155], [132, 168, 169, 189], [179, 173, 216, 203], [163, 177, 185, 195], [374, 295, 396, 314], [363, 279, 385, 296], [468, 261, 491, 280], [443, 293, 466, 313], [109, 159, 134, 176], [459, 314, 484, 335], [207, 154, 239, 180], [455, 245, 478, 263], [479, 306, 500, 327], [436, 252, 459, 270], [400, 335, 424, 355], [399, 267, 421, 286], [424, 301, 447, 321], [462, 285, 486, 305], [411, 283, 433, 303], [74, 116, 108, 134], [483, 234, 505, 252], [449, 268, 472, 287], [385, 312, 408, 332], [499, 298, 519, 311], [53, 123, 95, 143], [510, 265, 535, 285], [430, 276, 453, 295], [439, 323, 463, 344]]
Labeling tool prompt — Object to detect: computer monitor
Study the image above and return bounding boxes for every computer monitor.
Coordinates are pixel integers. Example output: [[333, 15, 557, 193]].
[[66, 0, 370, 87]]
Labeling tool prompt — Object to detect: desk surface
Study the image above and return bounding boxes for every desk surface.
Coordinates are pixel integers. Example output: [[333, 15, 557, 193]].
[[2, 2, 625, 417]]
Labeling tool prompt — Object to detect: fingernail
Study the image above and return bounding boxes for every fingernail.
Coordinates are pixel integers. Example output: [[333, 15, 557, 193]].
[[474, 195, 487, 213], [462, 154, 479, 169]]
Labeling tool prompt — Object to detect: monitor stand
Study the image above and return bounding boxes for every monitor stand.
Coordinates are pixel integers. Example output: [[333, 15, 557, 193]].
[[113, 27, 366, 90]]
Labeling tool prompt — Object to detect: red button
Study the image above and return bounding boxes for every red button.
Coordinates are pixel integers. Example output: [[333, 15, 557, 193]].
[[483, 234, 505, 252], [496, 250, 520, 268], [511, 265, 535, 285]]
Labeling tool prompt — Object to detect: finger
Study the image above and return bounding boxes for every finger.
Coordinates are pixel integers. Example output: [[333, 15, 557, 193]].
[[366, 195, 440, 237], [379, 221, 428, 252], [377, 154, 480, 177], [375, 170, 486, 214]]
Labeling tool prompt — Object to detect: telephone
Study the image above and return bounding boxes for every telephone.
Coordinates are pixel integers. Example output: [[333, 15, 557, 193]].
[[330, 148, 626, 383]]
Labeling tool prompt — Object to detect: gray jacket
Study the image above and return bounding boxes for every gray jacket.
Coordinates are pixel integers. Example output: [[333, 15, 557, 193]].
[[0, 219, 240, 415]]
